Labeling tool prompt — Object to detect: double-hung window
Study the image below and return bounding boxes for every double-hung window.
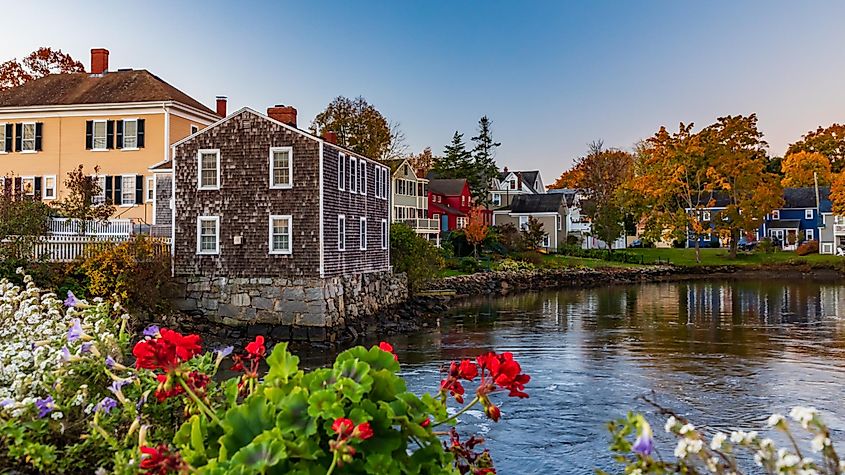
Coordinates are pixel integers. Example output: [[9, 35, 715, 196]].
[[349, 157, 357, 193], [21, 177, 35, 196], [806, 229, 815, 241], [21, 123, 36, 152], [121, 175, 135, 205], [269, 146, 293, 189], [92, 176, 106, 204], [0, 124, 6, 153], [43, 176, 56, 200], [805, 209, 814, 220], [269, 215, 292, 254], [197, 216, 220, 255], [772, 210, 780, 220], [359, 217, 367, 250], [122, 119, 138, 148], [198, 149, 220, 190], [338, 153, 346, 190], [92, 121, 107, 150], [337, 215, 346, 251], [381, 219, 388, 249], [383, 168, 389, 199], [146, 177, 155, 202], [359, 160, 366, 195], [519, 216, 529, 230], [374, 166, 382, 198]]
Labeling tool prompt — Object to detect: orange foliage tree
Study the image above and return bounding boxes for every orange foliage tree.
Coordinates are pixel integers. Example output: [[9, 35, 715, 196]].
[[830, 173, 845, 216], [780, 151, 831, 187], [0, 47, 84, 90], [787, 124, 845, 173], [464, 209, 490, 258], [548, 162, 585, 190]]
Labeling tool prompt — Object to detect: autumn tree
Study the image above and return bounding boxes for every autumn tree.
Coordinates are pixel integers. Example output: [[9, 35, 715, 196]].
[[830, 172, 845, 216], [0, 47, 84, 90], [780, 151, 831, 187], [464, 209, 490, 258], [548, 163, 585, 190], [55, 165, 115, 232], [470, 116, 501, 206], [701, 114, 783, 258], [408, 147, 435, 177], [787, 124, 845, 173], [310, 96, 394, 160]]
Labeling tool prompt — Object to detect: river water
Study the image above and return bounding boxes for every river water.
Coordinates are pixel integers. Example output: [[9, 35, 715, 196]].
[[297, 279, 845, 473]]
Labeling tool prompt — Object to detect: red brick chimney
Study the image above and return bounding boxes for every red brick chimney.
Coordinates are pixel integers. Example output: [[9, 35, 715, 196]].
[[267, 105, 297, 128], [90, 48, 109, 74], [216, 96, 227, 117], [322, 130, 338, 144], [503, 166, 509, 173]]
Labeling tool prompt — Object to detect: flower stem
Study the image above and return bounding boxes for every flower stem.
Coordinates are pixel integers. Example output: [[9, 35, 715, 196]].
[[434, 396, 480, 426], [179, 378, 221, 425], [325, 451, 339, 475]]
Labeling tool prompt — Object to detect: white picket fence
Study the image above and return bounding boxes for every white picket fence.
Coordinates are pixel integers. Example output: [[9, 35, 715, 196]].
[[22, 235, 171, 262], [48, 218, 132, 237]]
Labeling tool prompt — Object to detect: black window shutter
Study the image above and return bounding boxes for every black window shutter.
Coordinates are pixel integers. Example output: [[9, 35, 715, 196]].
[[14, 124, 22, 152], [137, 119, 145, 148], [34, 177, 42, 199], [34, 123, 42, 151], [116, 120, 123, 149], [113, 176, 122, 204], [13, 177, 21, 198], [85, 121, 93, 150], [106, 120, 115, 149], [3, 124, 10, 152], [104, 176, 113, 203], [135, 175, 143, 204]]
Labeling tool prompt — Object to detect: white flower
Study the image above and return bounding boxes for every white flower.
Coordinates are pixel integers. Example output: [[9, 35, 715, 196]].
[[665, 416, 678, 433], [789, 406, 818, 429], [687, 439, 703, 454], [630, 470, 642, 475], [50, 411, 63, 420], [710, 432, 727, 450], [767, 413, 785, 427], [730, 431, 746, 443], [679, 423, 695, 435], [776, 448, 801, 469], [811, 434, 830, 453]]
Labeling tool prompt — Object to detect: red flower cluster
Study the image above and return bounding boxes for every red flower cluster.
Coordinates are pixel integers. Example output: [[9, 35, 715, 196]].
[[140, 445, 187, 475], [440, 359, 479, 404], [447, 428, 496, 475], [377, 341, 398, 361], [329, 417, 374, 466], [133, 329, 202, 372], [476, 352, 530, 399], [440, 351, 530, 422], [230, 336, 268, 396], [154, 371, 210, 402]]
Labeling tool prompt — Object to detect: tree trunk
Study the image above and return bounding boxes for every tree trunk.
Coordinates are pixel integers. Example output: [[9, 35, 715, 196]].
[[729, 228, 739, 259], [695, 239, 701, 264]]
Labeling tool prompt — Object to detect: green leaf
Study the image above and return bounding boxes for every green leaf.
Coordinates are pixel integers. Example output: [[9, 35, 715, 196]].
[[306, 389, 344, 419], [228, 430, 286, 472], [191, 416, 207, 459], [265, 343, 301, 385], [276, 389, 317, 437], [364, 453, 401, 475], [219, 396, 275, 461]]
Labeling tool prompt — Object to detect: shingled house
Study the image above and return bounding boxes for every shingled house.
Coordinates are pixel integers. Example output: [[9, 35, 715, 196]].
[[157, 106, 403, 339]]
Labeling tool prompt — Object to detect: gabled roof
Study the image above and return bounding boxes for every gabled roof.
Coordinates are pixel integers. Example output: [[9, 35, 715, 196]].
[[782, 187, 829, 209], [429, 178, 468, 196], [430, 202, 466, 217], [509, 193, 566, 213], [381, 159, 406, 173], [498, 170, 540, 193], [0, 70, 215, 115], [768, 219, 802, 229]]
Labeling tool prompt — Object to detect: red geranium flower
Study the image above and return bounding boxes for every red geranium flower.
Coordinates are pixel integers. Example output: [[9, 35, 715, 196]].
[[332, 417, 355, 438], [458, 360, 478, 380], [421, 417, 431, 428], [352, 422, 373, 440], [160, 329, 202, 362], [377, 341, 398, 361], [133, 329, 202, 371], [440, 377, 465, 404], [245, 336, 266, 359], [140, 445, 186, 475], [484, 404, 501, 422]]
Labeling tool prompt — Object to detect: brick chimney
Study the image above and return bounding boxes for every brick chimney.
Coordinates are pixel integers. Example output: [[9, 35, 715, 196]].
[[503, 166, 509, 173], [215, 96, 227, 117], [322, 130, 338, 144], [90, 48, 109, 74], [267, 105, 297, 128]]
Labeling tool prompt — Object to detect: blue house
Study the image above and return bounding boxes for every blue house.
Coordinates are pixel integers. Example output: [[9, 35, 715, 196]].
[[685, 192, 729, 248], [760, 187, 829, 250]]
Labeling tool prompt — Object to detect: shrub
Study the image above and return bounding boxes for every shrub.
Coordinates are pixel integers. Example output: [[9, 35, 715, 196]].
[[796, 240, 819, 256], [390, 223, 444, 291], [557, 245, 642, 264], [492, 223, 525, 253], [565, 234, 581, 246], [758, 238, 777, 254], [493, 257, 536, 272], [514, 250, 544, 266], [458, 256, 485, 274]]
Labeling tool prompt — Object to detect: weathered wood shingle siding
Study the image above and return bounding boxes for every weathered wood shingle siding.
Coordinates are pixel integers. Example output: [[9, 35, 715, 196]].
[[173, 110, 321, 278], [322, 144, 389, 277], [154, 174, 172, 226]]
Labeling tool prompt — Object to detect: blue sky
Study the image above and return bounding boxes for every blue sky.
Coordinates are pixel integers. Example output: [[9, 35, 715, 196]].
[[4, 1, 845, 183]]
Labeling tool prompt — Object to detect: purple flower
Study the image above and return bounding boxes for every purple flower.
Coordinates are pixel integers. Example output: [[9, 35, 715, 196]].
[[67, 319, 83, 343], [64, 291, 79, 307], [60, 346, 71, 363], [35, 396, 54, 418], [632, 419, 654, 456], [96, 397, 118, 415], [108, 378, 133, 396], [142, 325, 160, 338], [218, 346, 234, 358], [105, 355, 116, 369], [81, 342, 93, 354], [0, 399, 13, 408]]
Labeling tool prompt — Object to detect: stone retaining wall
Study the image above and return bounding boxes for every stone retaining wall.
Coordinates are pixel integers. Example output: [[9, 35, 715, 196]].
[[171, 271, 408, 341]]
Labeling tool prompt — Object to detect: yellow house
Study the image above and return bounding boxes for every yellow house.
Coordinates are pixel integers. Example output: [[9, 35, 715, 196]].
[[0, 48, 223, 224]]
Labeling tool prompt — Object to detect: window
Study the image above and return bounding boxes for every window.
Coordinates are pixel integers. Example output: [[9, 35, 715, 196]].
[[381, 219, 388, 249], [382, 168, 389, 199], [123, 119, 138, 148], [461, 196, 466, 206], [146, 176, 155, 202], [542, 234, 550, 248], [21, 177, 35, 196], [349, 157, 357, 193], [20, 123, 36, 152], [772, 210, 780, 220], [338, 153, 346, 190], [359, 160, 366, 195], [190, 125, 199, 134], [196, 216, 220, 255], [337, 215, 346, 251], [457, 217, 467, 229], [519, 216, 529, 230], [805, 209, 814, 220], [374, 165, 381, 198], [492, 194, 501, 206], [198, 149, 220, 190], [509, 179, 516, 190], [121, 175, 135, 205], [43, 176, 56, 200], [269, 215, 292, 254], [359, 217, 367, 250], [702, 211, 711, 221], [806, 229, 814, 241], [0, 124, 5, 152], [269, 147, 293, 188], [92, 176, 106, 204], [92, 121, 107, 150], [556, 215, 562, 231]]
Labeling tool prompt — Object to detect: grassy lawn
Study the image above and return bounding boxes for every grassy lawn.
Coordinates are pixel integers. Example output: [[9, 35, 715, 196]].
[[540, 254, 637, 269], [626, 248, 844, 267]]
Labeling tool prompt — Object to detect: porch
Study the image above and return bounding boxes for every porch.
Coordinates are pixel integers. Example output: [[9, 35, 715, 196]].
[[767, 220, 801, 250]]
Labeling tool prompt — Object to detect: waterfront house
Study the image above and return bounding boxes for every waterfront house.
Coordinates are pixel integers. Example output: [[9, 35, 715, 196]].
[[427, 178, 477, 231], [489, 167, 544, 209], [383, 158, 440, 245], [492, 193, 568, 250], [760, 187, 828, 250], [0, 48, 221, 225], [158, 105, 398, 336]]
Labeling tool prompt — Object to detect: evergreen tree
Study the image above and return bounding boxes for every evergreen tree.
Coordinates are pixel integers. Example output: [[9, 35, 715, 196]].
[[471, 116, 501, 205], [433, 132, 473, 178]]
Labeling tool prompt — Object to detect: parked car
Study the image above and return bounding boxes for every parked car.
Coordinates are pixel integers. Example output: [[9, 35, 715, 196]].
[[738, 237, 757, 251], [629, 239, 654, 248]]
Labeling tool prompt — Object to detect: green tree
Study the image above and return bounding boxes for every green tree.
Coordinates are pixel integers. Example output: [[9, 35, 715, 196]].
[[390, 223, 443, 291], [575, 141, 633, 251], [432, 132, 474, 179], [310, 96, 393, 159], [54, 165, 115, 232], [470, 116, 501, 205], [0, 177, 52, 260], [521, 217, 546, 250]]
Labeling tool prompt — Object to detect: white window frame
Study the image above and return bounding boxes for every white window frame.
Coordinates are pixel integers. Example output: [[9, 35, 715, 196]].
[[0, 123, 6, 154], [359, 216, 367, 250], [269, 146, 293, 189], [92, 120, 107, 151], [122, 119, 139, 149], [190, 124, 199, 134], [457, 217, 468, 229], [359, 160, 366, 195], [381, 219, 388, 249], [268, 214, 293, 255], [806, 229, 815, 241], [338, 153, 346, 191], [337, 214, 346, 251], [43, 175, 56, 200], [21, 122, 37, 152], [542, 234, 550, 248], [196, 216, 220, 255], [146, 176, 155, 202], [197, 149, 221, 190], [21, 176, 35, 196], [120, 175, 136, 206], [702, 211, 711, 221], [349, 157, 357, 193], [771, 210, 780, 220], [92, 175, 106, 204], [805, 209, 814, 220], [519, 215, 529, 230], [492, 194, 501, 206]]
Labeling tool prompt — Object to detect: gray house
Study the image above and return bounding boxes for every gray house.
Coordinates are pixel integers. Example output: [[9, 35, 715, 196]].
[[492, 193, 568, 250]]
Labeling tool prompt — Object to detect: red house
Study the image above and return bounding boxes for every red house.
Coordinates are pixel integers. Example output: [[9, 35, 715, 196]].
[[427, 178, 491, 231]]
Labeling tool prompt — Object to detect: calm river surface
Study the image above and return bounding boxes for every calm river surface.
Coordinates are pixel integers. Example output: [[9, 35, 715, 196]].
[[298, 279, 845, 473]]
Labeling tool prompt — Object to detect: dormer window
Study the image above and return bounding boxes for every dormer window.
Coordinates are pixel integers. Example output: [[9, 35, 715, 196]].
[[509, 179, 516, 190], [772, 210, 780, 220]]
